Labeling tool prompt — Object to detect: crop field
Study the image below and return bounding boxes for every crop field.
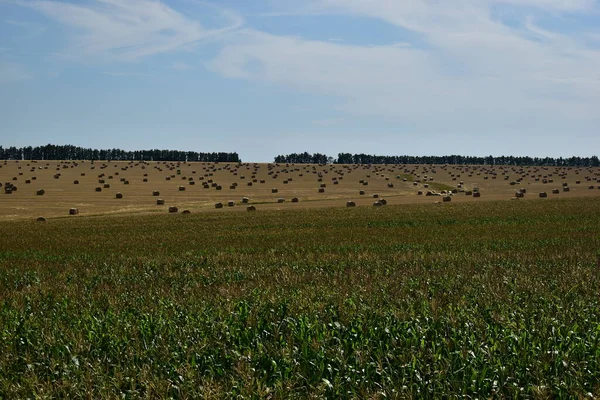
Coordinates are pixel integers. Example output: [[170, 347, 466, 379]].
[[1, 160, 600, 220], [1, 194, 600, 397]]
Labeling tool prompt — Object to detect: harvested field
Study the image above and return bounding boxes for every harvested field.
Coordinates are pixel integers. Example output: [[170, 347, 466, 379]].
[[1, 160, 600, 220]]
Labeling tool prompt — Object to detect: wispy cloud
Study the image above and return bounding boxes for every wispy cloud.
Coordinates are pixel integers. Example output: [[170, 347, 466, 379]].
[[103, 71, 154, 77], [209, 0, 600, 131], [171, 61, 194, 70], [0, 61, 32, 83], [312, 118, 342, 127], [4, 19, 46, 38], [16, 0, 243, 61]]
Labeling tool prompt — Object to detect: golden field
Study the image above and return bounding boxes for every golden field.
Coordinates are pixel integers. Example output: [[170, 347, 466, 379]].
[[1, 159, 599, 220]]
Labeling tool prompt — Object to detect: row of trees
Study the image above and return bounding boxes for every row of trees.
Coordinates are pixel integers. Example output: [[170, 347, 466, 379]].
[[274, 152, 332, 164], [275, 152, 600, 167], [0, 145, 241, 162]]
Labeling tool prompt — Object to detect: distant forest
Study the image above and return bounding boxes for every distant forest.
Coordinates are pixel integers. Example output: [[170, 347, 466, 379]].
[[0, 144, 241, 162], [275, 152, 600, 167]]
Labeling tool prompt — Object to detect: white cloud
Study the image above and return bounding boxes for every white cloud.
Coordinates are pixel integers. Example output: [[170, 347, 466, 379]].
[[208, 0, 600, 132], [0, 61, 32, 83], [17, 0, 243, 61]]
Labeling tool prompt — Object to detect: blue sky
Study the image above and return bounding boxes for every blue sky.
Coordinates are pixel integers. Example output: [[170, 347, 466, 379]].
[[1, 0, 599, 162]]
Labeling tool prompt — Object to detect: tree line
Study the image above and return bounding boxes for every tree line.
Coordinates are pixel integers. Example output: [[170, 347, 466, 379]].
[[0, 144, 241, 162], [275, 152, 600, 167], [274, 152, 332, 164]]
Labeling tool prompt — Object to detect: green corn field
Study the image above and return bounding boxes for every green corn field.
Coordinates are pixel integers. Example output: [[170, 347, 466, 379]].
[[1, 197, 600, 398]]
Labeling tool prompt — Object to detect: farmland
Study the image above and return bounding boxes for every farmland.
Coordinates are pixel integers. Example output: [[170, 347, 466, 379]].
[[1, 160, 600, 220], [1, 186, 600, 397]]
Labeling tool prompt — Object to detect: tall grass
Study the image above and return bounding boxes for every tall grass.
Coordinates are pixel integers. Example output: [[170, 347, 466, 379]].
[[1, 198, 600, 398]]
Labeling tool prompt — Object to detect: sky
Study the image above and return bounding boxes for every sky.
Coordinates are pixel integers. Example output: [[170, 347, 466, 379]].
[[0, 0, 599, 162]]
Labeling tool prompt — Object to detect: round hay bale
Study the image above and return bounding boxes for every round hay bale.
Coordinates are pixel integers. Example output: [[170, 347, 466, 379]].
[[373, 201, 383, 207], [291, 197, 299, 203], [247, 205, 256, 211], [179, 186, 186, 191], [104, 183, 110, 188], [515, 192, 524, 198], [278, 198, 285, 203], [95, 187, 102, 192], [417, 190, 423, 195], [563, 187, 570, 192], [115, 192, 123, 199], [272, 188, 278, 193], [181, 210, 191, 214], [442, 196, 452, 202], [143, 178, 148, 182], [552, 189, 560, 194], [379, 199, 387, 205], [388, 183, 394, 188], [216, 185, 222, 190], [359, 190, 365, 195], [25, 179, 31, 184], [152, 191, 160, 196], [228, 200, 235, 207], [473, 192, 481, 198], [373, 193, 379, 198], [36, 216, 46, 223], [318, 188, 325, 193], [36, 189, 45, 196], [247, 182, 253, 186], [73, 180, 79, 184], [69, 208, 79, 215], [346, 201, 356, 207], [215, 202, 223, 209], [168, 206, 179, 213], [465, 190, 473, 196], [156, 199, 165, 205], [229, 185, 236, 190], [539, 192, 548, 198], [241, 197, 249, 203]]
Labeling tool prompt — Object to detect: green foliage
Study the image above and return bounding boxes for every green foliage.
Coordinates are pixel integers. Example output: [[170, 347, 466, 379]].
[[1, 198, 600, 397]]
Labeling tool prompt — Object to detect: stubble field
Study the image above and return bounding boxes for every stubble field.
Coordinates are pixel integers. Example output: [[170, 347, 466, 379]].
[[1, 160, 600, 398], [1, 160, 600, 220]]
